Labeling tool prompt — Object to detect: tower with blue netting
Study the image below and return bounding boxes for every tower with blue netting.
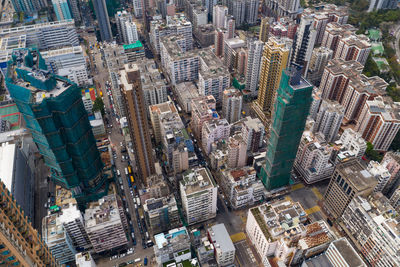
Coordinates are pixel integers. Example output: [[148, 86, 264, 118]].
[[5, 48, 108, 209]]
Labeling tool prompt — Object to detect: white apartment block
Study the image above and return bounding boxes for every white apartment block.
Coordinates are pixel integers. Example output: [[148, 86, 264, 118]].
[[150, 14, 193, 54], [191, 95, 217, 138], [125, 21, 139, 44], [150, 101, 179, 143], [245, 40, 264, 96], [342, 194, 400, 266], [154, 227, 191, 266], [75, 252, 97, 267], [213, 5, 228, 28], [220, 166, 265, 209], [207, 224, 235, 266], [312, 99, 344, 142], [294, 131, 335, 184], [338, 129, 367, 158], [133, 0, 144, 17], [390, 187, 400, 211], [41, 45, 90, 86], [356, 97, 400, 151], [160, 35, 199, 85], [307, 46, 333, 85], [246, 200, 333, 265], [84, 194, 128, 253], [198, 49, 230, 103], [222, 88, 242, 123], [115, 11, 133, 44], [367, 160, 391, 193], [324, 238, 366, 267], [202, 119, 231, 154], [180, 168, 218, 225]]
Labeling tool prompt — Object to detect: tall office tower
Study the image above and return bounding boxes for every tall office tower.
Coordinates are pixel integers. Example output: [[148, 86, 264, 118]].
[[245, 40, 264, 96], [213, 5, 228, 28], [342, 194, 400, 266], [321, 22, 356, 57], [115, 11, 133, 44], [324, 159, 378, 219], [214, 28, 228, 57], [68, 0, 81, 23], [335, 34, 371, 66], [228, 0, 246, 26], [356, 97, 400, 151], [0, 180, 57, 267], [225, 15, 236, 39], [252, 37, 290, 124], [180, 167, 218, 225], [259, 65, 313, 190], [368, 0, 398, 11], [133, 0, 145, 17], [264, 0, 300, 18], [313, 99, 344, 142], [245, 0, 259, 25], [222, 89, 243, 123], [10, 0, 47, 13], [121, 64, 155, 182], [52, 0, 72, 20], [291, 14, 317, 74], [93, 0, 112, 41], [6, 49, 107, 209], [259, 17, 271, 42], [306, 47, 333, 86]]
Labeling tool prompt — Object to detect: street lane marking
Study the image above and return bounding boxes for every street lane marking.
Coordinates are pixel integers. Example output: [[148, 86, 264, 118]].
[[312, 187, 323, 200], [305, 205, 321, 215], [230, 232, 246, 243], [291, 183, 305, 191]]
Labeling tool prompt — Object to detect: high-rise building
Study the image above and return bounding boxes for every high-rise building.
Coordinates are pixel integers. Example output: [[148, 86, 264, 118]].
[[6, 49, 107, 209], [10, 0, 47, 14], [228, 0, 246, 26], [222, 88, 243, 123], [245, 0, 259, 25], [225, 15, 236, 39], [223, 38, 246, 71], [260, 65, 313, 190], [368, 0, 398, 12], [180, 167, 218, 225], [259, 17, 271, 42], [202, 119, 231, 154], [115, 11, 133, 44], [237, 48, 248, 76], [252, 37, 290, 124], [213, 5, 228, 28], [335, 34, 371, 66], [321, 22, 356, 57], [214, 28, 228, 57], [52, 0, 72, 21], [121, 64, 155, 182], [367, 160, 391, 193], [92, 0, 112, 41], [245, 40, 264, 96], [0, 180, 57, 266], [68, 0, 81, 23], [342, 193, 400, 265], [356, 97, 400, 151], [191, 95, 217, 138], [291, 14, 317, 74], [227, 133, 247, 169], [313, 99, 344, 142], [307, 47, 333, 86], [324, 159, 378, 218], [381, 151, 400, 196], [133, 0, 145, 17], [125, 21, 139, 44], [241, 116, 265, 153], [84, 194, 128, 253], [339, 128, 367, 158], [264, 0, 300, 18], [143, 196, 180, 235]]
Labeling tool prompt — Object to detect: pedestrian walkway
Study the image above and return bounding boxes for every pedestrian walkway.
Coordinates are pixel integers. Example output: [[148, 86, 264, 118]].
[[312, 187, 323, 200]]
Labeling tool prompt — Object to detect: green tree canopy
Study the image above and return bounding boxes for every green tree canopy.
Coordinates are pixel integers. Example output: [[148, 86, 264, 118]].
[[92, 97, 105, 115]]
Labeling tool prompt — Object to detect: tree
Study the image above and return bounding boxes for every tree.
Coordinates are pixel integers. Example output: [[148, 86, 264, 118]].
[[363, 54, 380, 77], [365, 142, 383, 162], [92, 97, 105, 115]]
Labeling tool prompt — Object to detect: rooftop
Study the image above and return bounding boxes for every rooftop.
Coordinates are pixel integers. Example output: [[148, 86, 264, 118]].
[[123, 40, 143, 50], [199, 49, 229, 78], [0, 142, 16, 191], [40, 45, 83, 58], [84, 194, 123, 228], [336, 160, 378, 191], [181, 167, 216, 195], [154, 226, 189, 249], [160, 35, 198, 60], [331, 238, 366, 267], [208, 224, 235, 253]]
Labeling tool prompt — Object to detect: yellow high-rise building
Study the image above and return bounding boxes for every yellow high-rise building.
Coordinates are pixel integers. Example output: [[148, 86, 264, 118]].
[[259, 17, 270, 42], [252, 37, 290, 125], [0, 180, 58, 267]]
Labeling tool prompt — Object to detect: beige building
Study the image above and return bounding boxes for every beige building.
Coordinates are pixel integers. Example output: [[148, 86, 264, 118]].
[[324, 159, 378, 218], [222, 88, 242, 123], [191, 95, 217, 138], [121, 63, 155, 182], [252, 37, 290, 125], [227, 133, 247, 169], [150, 101, 179, 143]]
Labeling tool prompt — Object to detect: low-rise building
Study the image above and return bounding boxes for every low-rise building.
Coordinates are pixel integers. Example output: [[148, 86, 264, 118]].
[[191, 95, 217, 138], [75, 252, 97, 267], [84, 194, 128, 253], [227, 133, 247, 169], [219, 166, 265, 209], [367, 160, 391, 193], [246, 200, 333, 265], [180, 168, 218, 225], [194, 24, 215, 47], [341, 193, 400, 266], [174, 82, 200, 113], [143, 195, 180, 235], [207, 224, 235, 266], [154, 227, 192, 266], [202, 119, 231, 154]]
